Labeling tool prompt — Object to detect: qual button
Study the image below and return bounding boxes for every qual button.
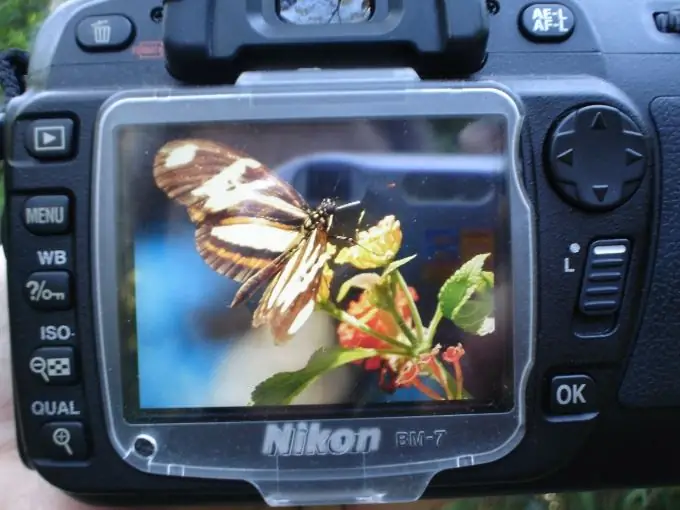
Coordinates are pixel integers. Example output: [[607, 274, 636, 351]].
[[40, 422, 89, 461], [520, 3, 575, 42]]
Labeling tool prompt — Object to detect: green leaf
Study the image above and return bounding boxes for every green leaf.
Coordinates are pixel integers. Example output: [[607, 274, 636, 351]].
[[454, 277, 495, 336], [577, 492, 597, 510], [622, 490, 649, 510], [382, 254, 417, 278], [438, 253, 491, 321], [336, 273, 380, 302], [251, 347, 378, 405], [481, 270, 494, 287]]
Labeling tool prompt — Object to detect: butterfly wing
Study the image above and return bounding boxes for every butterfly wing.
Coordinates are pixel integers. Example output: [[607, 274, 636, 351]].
[[252, 226, 331, 343], [153, 139, 309, 283]]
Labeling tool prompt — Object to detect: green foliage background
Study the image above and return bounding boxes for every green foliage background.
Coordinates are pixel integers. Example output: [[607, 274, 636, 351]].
[[0, 0, 50, 211], [0, 2, 678, 509], [0, 0, 50, 50]]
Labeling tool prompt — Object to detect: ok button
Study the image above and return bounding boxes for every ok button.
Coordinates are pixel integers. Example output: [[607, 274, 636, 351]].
[[549, 375, 598, 415]]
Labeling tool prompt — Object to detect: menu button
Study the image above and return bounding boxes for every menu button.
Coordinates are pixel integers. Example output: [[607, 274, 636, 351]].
[[23, 196, 71, 235]]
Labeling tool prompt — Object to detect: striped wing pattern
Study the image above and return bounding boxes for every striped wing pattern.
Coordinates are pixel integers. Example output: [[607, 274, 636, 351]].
[[152, 138, 329, 343], [253, 227, 331, 342], [153, 139, 309, 281]]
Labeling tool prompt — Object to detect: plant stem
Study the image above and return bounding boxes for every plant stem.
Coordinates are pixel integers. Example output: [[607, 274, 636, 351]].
[[374, 348, 410, 357], [384, 298, 420, 348], [413, 378, 445, 401], [425, 307, 444, 348], [431, 359, 454, 400], [319, 301, 410, 351], [394, 270, 425, 345], [452, 360, 463, 400]]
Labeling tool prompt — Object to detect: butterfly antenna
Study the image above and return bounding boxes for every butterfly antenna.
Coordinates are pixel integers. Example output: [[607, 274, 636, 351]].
[[330, 235, 380, 257], [335, 200, 361, 212]]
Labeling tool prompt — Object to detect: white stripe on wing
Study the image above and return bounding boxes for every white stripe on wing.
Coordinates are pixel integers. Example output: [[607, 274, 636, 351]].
[[211, 223, 300, 253]]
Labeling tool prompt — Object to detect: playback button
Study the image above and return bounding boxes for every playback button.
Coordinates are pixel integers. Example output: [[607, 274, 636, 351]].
[[24, 272, 72, 310], [40, 422, 88, 461], [25, 119, 74, 160]]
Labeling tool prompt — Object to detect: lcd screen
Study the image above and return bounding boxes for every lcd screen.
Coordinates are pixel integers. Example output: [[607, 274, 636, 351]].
[[116, 116, 513, 422]]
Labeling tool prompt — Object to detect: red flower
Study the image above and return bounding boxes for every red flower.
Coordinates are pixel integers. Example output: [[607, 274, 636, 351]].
[[337, 286, 419, 370], [442, 344, 465, 364], [394, 360, 419, 387]]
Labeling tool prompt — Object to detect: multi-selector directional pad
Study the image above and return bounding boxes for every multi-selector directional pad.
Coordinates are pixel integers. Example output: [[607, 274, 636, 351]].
[[548, 105, 648, 210]]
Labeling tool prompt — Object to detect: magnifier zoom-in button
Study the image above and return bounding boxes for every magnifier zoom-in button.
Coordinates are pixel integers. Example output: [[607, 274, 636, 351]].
[[39, 422, 89, 461]]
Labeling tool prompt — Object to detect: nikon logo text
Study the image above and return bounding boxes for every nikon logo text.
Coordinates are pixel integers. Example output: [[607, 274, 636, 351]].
[[262, 422, 381, 456]]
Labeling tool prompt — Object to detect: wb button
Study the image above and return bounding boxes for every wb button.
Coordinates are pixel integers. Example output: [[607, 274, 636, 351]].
[[549, 375, 597, 415]]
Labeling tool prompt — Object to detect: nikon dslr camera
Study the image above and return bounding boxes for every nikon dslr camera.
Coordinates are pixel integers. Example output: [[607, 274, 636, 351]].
[[4, 0, 680, 506]]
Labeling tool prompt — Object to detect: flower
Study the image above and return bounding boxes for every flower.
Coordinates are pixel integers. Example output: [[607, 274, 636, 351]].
[[337, 285, 419, 370], [316, 264, 334, 303], [335, 215, 403, 269], [442, 344, 465, 364], [394, 360, 419, 387], [325, 243, 338, 258], [380, 348, 449, 400]]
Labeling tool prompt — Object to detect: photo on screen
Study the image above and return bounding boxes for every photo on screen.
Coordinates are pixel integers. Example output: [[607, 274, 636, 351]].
[[116, 115, 513, 421]]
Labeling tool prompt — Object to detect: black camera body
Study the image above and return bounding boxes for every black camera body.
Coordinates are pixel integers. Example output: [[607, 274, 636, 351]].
[[3, 0, 680, 506]]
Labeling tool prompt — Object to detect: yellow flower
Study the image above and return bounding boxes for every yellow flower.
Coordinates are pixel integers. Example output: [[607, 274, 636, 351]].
[[316, 264, 334, 303], [335, 215, 402, 269], [325, 243, 338, 257]]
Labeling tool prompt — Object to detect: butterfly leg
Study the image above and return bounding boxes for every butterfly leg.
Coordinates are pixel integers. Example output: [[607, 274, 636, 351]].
[[331, 234, 358, 246]]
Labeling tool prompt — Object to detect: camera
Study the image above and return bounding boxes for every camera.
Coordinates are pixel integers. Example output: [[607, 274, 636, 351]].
[[2, 0, 677, 506]]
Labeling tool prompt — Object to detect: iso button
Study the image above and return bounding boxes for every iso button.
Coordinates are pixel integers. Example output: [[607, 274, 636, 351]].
[[549, 375, 598, 415], [29, 347, 77, 385], [520, 4, 575, 42]]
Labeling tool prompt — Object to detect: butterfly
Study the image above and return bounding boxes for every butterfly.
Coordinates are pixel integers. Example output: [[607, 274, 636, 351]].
[[152, 138, 356, 343]]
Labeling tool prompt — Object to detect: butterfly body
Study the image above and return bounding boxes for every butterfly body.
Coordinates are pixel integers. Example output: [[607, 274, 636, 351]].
[[153, 139, 337, 343], [303, 197, 336, 231]]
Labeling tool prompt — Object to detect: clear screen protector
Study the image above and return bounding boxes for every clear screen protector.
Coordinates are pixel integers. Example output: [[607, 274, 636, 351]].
[[93, 74, 534, 506]]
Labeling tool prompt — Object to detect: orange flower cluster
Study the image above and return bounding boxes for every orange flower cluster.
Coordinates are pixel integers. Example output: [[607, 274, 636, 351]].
[[337, 286, 419, 370]]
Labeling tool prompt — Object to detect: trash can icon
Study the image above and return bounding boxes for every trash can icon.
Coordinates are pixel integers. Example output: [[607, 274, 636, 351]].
[[91, 20, 112, 44]]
